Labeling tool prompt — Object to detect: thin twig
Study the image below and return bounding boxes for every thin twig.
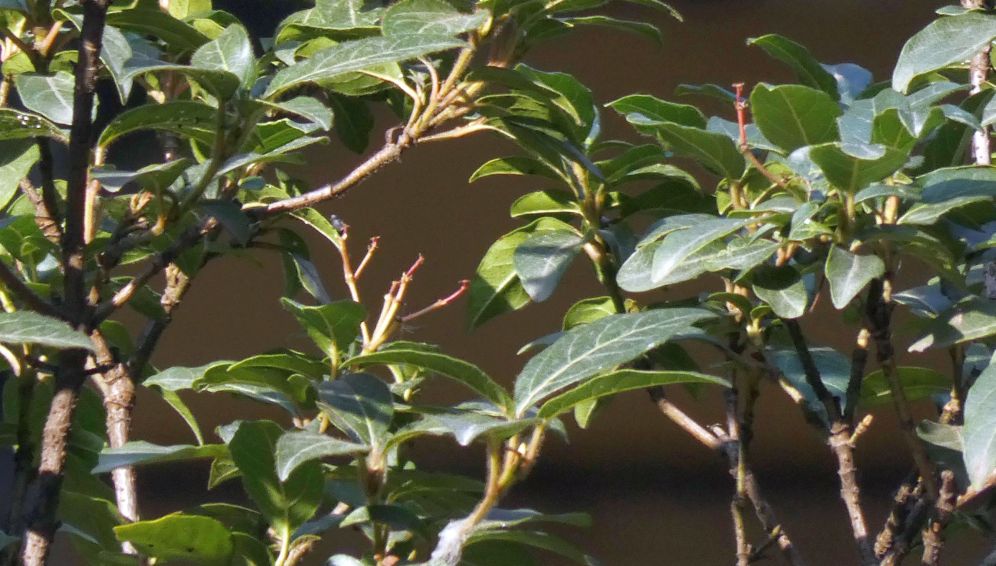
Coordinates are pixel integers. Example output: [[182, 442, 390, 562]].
[[784, 319, 876, 565], [921, 470, 958, 565]]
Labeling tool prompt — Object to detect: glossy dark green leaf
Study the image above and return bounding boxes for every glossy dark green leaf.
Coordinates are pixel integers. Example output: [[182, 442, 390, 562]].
[[513, 308, 715, 415], [57, 13, 134, 102], [109, 5, 209, 50], [563, 15, 661, 44], [0, 311, 93, 351], [0, 140, 37, 209], [228, 420, 323, 532], [0, 109, 66, 143], [470, 156, 561, 182], [467, 530, 597, 566], [382, 0, 486, 36], [274, 430, 368, 481], [93, 442, 225, 474], [340, 504, 429, 539], [752, 264, 808, 319], [510, 190, 580, 218], [860, 367, 950, 407], [344, 348, 512, 410], [190, 24, 255, 87], [114, 514, 233, 566], [651, 122, 745, 180], [808, 142, 908, 193], [964, 361, 996, 489], [394, 409, 538, 447], [229, 351, 327, 379], [651, 218, 747, 284], [280, 298, 366, 356], [747, 34, 839, 99], [563, 296, 618, 330], [279, 0, 382, 35], [607, 94, 706, 130], [750, 83, 840, 152], [266, 34, 464, 97], [919, 165, 996, 203], [513, 228, 583, 302], [98, 101, 217, 149], [769, 347, 849, 422], [893, 12, 996, 93], [910, 298, 996, 352], [467, 217, 573, 329], [537, 369, 727, 419], [14, 72, 75, 125], [316, 373, 393, 449], [825, 246, 885, 309]]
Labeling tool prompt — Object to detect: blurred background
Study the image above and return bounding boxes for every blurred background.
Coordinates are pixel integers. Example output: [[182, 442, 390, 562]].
[[20, 0, 996, 563]]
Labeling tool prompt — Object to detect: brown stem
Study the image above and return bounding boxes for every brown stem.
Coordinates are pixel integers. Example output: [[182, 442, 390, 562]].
[[21, 3, 110, 563], [964, 0, 992, 165], [920, 471, 958, 566], [875, 472, 918, 559], [865, 278, 938, 500], [34, 140, 63, 238], [725, 389, 751, 566], [19, 180, 62, 243], [784, 320, 876, 565]]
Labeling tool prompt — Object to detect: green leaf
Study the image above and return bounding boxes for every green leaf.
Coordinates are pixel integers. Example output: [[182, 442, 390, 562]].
[[166, 0, 212, 18], [650, 218, 747, 284], [190, 24, 255, 87], [344, 349, 512, 410], [860, 367, 950, 407], [274, 430, 368, 481], [0, 530, 16, 552], [607, 94, 706, 130], [919, 165, 996, 203], [229, 351, 327, 379], [157, 389, 205, 445], [227, 421, 323, 532], [0, 140, 38, 209], [562, 15, 661, 45], [144, 362, 225, 391], [769, 347, 849, 423], [115, 514, 233, 566], [513, 308, 715, 415], [316, 373, 393, 449], [262, 96, 335, 131], [825, 246, 885, 309], [807, 142, 908, 194], [563, 296, 618, 330], [108, 6, 209, 51], [910, 298, 996, 352], [467, 530, 597, 565], [98, 101, 217, 149], [266, 34, 464, 97], [395, 409, 538, 447], [327, 94, 374, 153], [280, 298, 366, 357], [56, 14, 134, 102], [470, 156, 560, 182], [123, 60, 241, 100], [964, 361, 996, 489], [651, 122, 745, 180], [893, 12, 996, 93], [510, 190, 580, 218], [0, 311, 93, 351], [513, 228, 583, 303], [278, 0, 382, 36], [14, 72, 75, 125], [0, 109, 66, 143], [382, 0, 486, 36], [467, 217, 573, 329], [93, 442, 225, 474], [749, 84, 840, 152], [537, 369, 727, 419], [747, 34, 839, 99], [751, 264, 808, 319]]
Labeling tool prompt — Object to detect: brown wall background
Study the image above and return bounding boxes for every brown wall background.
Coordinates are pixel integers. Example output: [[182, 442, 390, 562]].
[[96, 1, 995, 564]]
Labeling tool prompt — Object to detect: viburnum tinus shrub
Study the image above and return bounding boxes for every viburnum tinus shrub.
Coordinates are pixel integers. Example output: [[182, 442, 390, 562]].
[[0, 0, 682, 564], [459, 1, 996, 565], [2, 0, 996, 565]]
